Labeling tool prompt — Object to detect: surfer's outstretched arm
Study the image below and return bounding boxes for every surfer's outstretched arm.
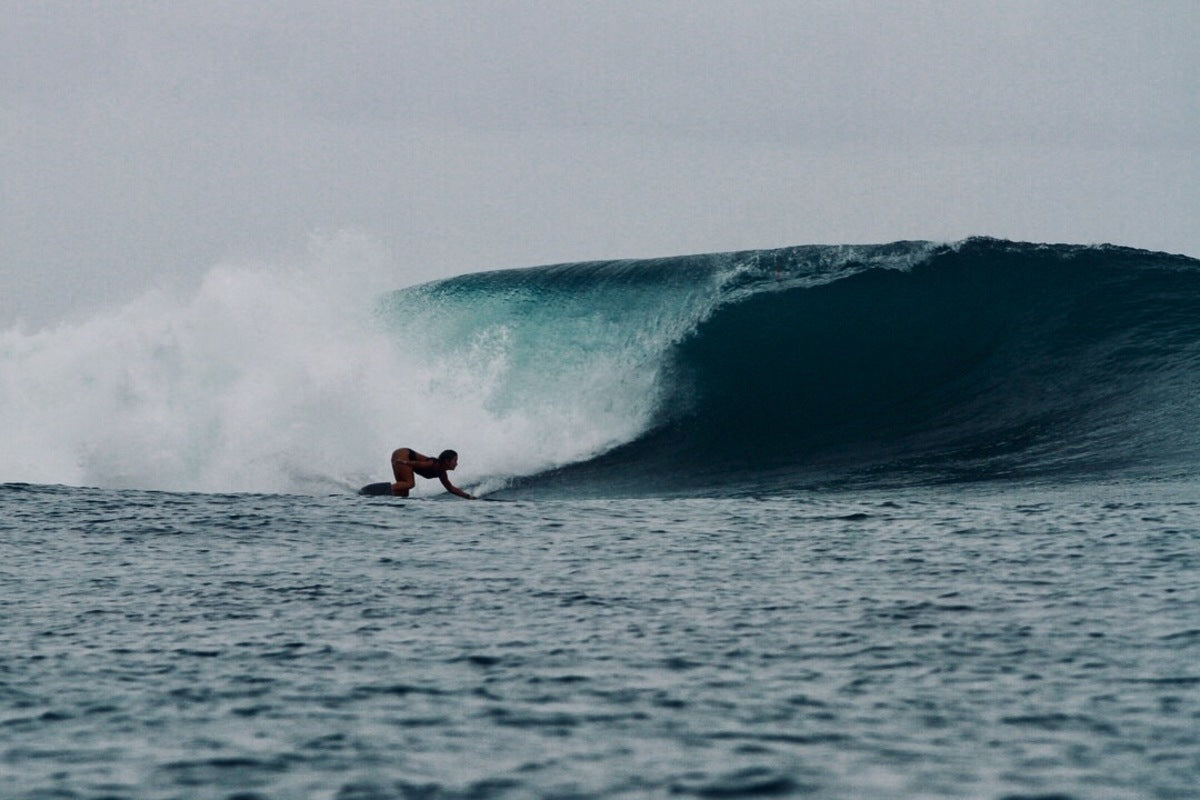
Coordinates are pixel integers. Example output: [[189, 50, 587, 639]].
[[440, 473, 474, 500]]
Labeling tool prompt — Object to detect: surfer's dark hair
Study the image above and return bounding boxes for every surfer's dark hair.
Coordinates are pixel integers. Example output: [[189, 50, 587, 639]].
[[438, 449, 458, 463]]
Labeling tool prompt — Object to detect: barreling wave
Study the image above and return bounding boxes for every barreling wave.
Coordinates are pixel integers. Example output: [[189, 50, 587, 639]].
[[414, 237, 1200, 497], [4, 236, 1198, 497]]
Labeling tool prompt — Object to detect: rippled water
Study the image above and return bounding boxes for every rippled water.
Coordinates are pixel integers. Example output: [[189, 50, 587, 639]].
[[2, 481, 1199, 799]]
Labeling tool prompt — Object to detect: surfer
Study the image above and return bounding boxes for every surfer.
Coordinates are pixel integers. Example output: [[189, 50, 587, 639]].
[[391, 448, 474, 499]]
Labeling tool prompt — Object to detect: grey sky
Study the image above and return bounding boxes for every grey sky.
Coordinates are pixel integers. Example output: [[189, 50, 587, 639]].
[[3, 1, 1197, 327]]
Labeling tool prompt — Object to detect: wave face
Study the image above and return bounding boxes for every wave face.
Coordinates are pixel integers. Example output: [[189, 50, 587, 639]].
[[4, 236, 1198, 496], [487, 238, 1200, 496]]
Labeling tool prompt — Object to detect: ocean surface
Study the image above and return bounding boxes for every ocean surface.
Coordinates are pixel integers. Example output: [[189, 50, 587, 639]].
[[3, 238, 1200, 798]]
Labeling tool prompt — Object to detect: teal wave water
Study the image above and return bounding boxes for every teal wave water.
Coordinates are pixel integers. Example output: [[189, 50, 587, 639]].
[[381, 238, 1200, 498]]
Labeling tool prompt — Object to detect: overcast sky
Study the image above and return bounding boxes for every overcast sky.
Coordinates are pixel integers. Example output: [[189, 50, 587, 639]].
[[3, 0, 1198, 327]]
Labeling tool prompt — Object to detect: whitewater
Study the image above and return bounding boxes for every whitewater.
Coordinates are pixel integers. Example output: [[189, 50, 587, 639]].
[[3, 236, 1199, 799]]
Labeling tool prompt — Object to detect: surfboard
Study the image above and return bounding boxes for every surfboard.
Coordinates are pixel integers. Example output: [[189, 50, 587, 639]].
[[358, 481, 498, 499]]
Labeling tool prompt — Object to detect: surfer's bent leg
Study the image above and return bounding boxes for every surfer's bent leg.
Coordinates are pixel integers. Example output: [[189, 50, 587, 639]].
[[391, 448, 416, 497]]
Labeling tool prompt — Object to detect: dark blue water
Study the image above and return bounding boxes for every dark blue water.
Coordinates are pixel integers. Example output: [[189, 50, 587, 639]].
[[4, 239, 1200, 798], [3, 481, 1199, 799]]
